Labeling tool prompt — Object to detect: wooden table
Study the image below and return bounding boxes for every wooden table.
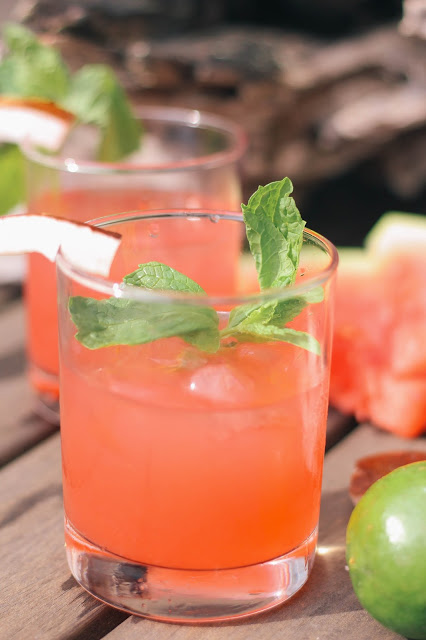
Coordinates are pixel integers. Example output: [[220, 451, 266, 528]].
[[1, 286, 424, 640]]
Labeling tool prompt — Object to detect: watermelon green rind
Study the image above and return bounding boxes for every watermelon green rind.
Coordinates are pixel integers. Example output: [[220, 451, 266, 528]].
[[346, 462, 426, 639], [365, 211, 426, 256], [336, 247, 374, 276]]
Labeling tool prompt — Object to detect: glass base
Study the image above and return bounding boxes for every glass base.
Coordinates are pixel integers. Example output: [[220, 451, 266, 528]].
[[65, 518, 317, 623], [28, 363, 60, 425]]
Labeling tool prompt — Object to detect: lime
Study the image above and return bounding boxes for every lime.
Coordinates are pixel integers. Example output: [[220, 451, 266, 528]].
[[346, 461, 426, 639]]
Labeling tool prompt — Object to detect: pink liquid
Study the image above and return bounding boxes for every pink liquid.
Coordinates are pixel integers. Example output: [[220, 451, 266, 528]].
[[61, 337, 328, 570]]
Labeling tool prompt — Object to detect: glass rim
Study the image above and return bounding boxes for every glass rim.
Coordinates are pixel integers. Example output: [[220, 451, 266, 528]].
[[56, 210, 339, 307], [20, 105, 248, 174]]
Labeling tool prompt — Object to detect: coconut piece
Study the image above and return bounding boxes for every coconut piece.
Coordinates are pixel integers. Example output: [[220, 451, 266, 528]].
[[0, 214, 120, 277], [0, 97, 75, 151]]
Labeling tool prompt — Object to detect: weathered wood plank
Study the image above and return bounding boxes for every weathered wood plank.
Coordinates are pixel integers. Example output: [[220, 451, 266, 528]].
[[0, 299, 25, 359], [0, 301, 58, 466], [321, 423, 426, 492], [0, 435, 127, 640], [102, 424, 426, 639], [0, 375, 58, 467]]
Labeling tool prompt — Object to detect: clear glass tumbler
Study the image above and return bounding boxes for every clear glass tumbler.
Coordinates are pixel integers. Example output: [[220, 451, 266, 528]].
[[57, 210, 338, 623], [22, 107, 247, 421]]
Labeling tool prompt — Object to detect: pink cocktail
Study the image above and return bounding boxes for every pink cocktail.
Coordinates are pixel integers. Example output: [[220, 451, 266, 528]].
[[57, 210, 338, 622]]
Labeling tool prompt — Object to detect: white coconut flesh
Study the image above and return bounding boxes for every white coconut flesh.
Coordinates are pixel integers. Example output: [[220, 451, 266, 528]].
[[0, 215, 121, 277], [0, 99, 75, 151]]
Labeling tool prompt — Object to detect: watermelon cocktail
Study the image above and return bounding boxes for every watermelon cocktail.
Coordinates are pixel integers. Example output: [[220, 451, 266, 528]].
[[57, 180, 338, 622], [22, 106, 246, 419]]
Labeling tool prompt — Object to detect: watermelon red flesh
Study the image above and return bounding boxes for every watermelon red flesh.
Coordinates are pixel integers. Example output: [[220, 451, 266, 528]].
[[330, 248, 426, 438]]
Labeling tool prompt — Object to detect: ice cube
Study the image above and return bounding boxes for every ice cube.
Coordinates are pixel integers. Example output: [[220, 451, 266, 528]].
[[188, 363, 254, 407]]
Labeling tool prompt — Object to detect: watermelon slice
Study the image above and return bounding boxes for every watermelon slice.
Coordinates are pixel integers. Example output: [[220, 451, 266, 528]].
[[330, 212, 426, 438]]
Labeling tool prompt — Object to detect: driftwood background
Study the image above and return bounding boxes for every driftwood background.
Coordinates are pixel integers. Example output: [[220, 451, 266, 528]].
[[5, 0, 426, 244]]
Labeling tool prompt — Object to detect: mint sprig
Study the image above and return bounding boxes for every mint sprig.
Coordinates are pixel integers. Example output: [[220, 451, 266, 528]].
[[0, 23, 69, 101], [242, 177, 305, 289], [221, 286, 324, 355], [62, 64, 141, 163], [69, 179, 323, 354], [69, 297, 220, 352], [223, 324, 321, 355], [123, 262, 206, 294], [0, 23, 141, 215], [221, 179, 323, 353], [70, 263, 220, 352]]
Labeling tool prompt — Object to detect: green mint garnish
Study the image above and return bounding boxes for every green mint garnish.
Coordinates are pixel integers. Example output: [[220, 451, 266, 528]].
[[62, 64, 142, 163], [221, 178, 323, 353], [0, 23, 69, 102], [221, 286, 324, 355], [0, 23, 141, 215], [0, 144, 26, 215], [123, 262, 206, 294], [69, 179, 323, 354], [70, 262, 220, 352], [242, 177, 305, 289], [223, 324, 321, 355], [69, 297, 220, 352]]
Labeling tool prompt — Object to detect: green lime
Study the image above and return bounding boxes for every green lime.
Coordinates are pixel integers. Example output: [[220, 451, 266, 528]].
[[346, 461, 426, 640]]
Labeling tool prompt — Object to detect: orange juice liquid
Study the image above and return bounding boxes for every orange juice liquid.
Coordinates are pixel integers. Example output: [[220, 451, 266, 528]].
[[60, 338, 327, 570], [26, 188, 241, 396]]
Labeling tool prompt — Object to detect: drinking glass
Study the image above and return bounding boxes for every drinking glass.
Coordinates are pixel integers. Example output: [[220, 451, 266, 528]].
[[22, 107, 247, 421], [56, 210, 338, 622]]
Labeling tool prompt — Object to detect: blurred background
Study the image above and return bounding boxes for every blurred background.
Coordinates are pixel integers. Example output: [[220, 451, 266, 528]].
[[1, 0, 425, 246]]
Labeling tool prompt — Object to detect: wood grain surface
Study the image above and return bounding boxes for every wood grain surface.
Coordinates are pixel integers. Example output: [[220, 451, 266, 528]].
[[0, 435, 127, 640], [0, 301, 57, 467]]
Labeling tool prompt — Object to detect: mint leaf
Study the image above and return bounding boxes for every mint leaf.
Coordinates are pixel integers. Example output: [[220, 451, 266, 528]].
[[226, 323, 321, 355], [69, 262, 220, 352], [226, 286, 323, 335], [225, 178, 322, 353], [63, 64, 141, 161], [268, 286, 324, 325], [0, 144, 25, 215], [242, 178, 305, 289], [69, 296, 219, 351], [0, 23, 70, 101], [124, 262, 205, 294], [183, 326, 220, 353], [226, 299, 277, 331], [222, 286, 324, 350]]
